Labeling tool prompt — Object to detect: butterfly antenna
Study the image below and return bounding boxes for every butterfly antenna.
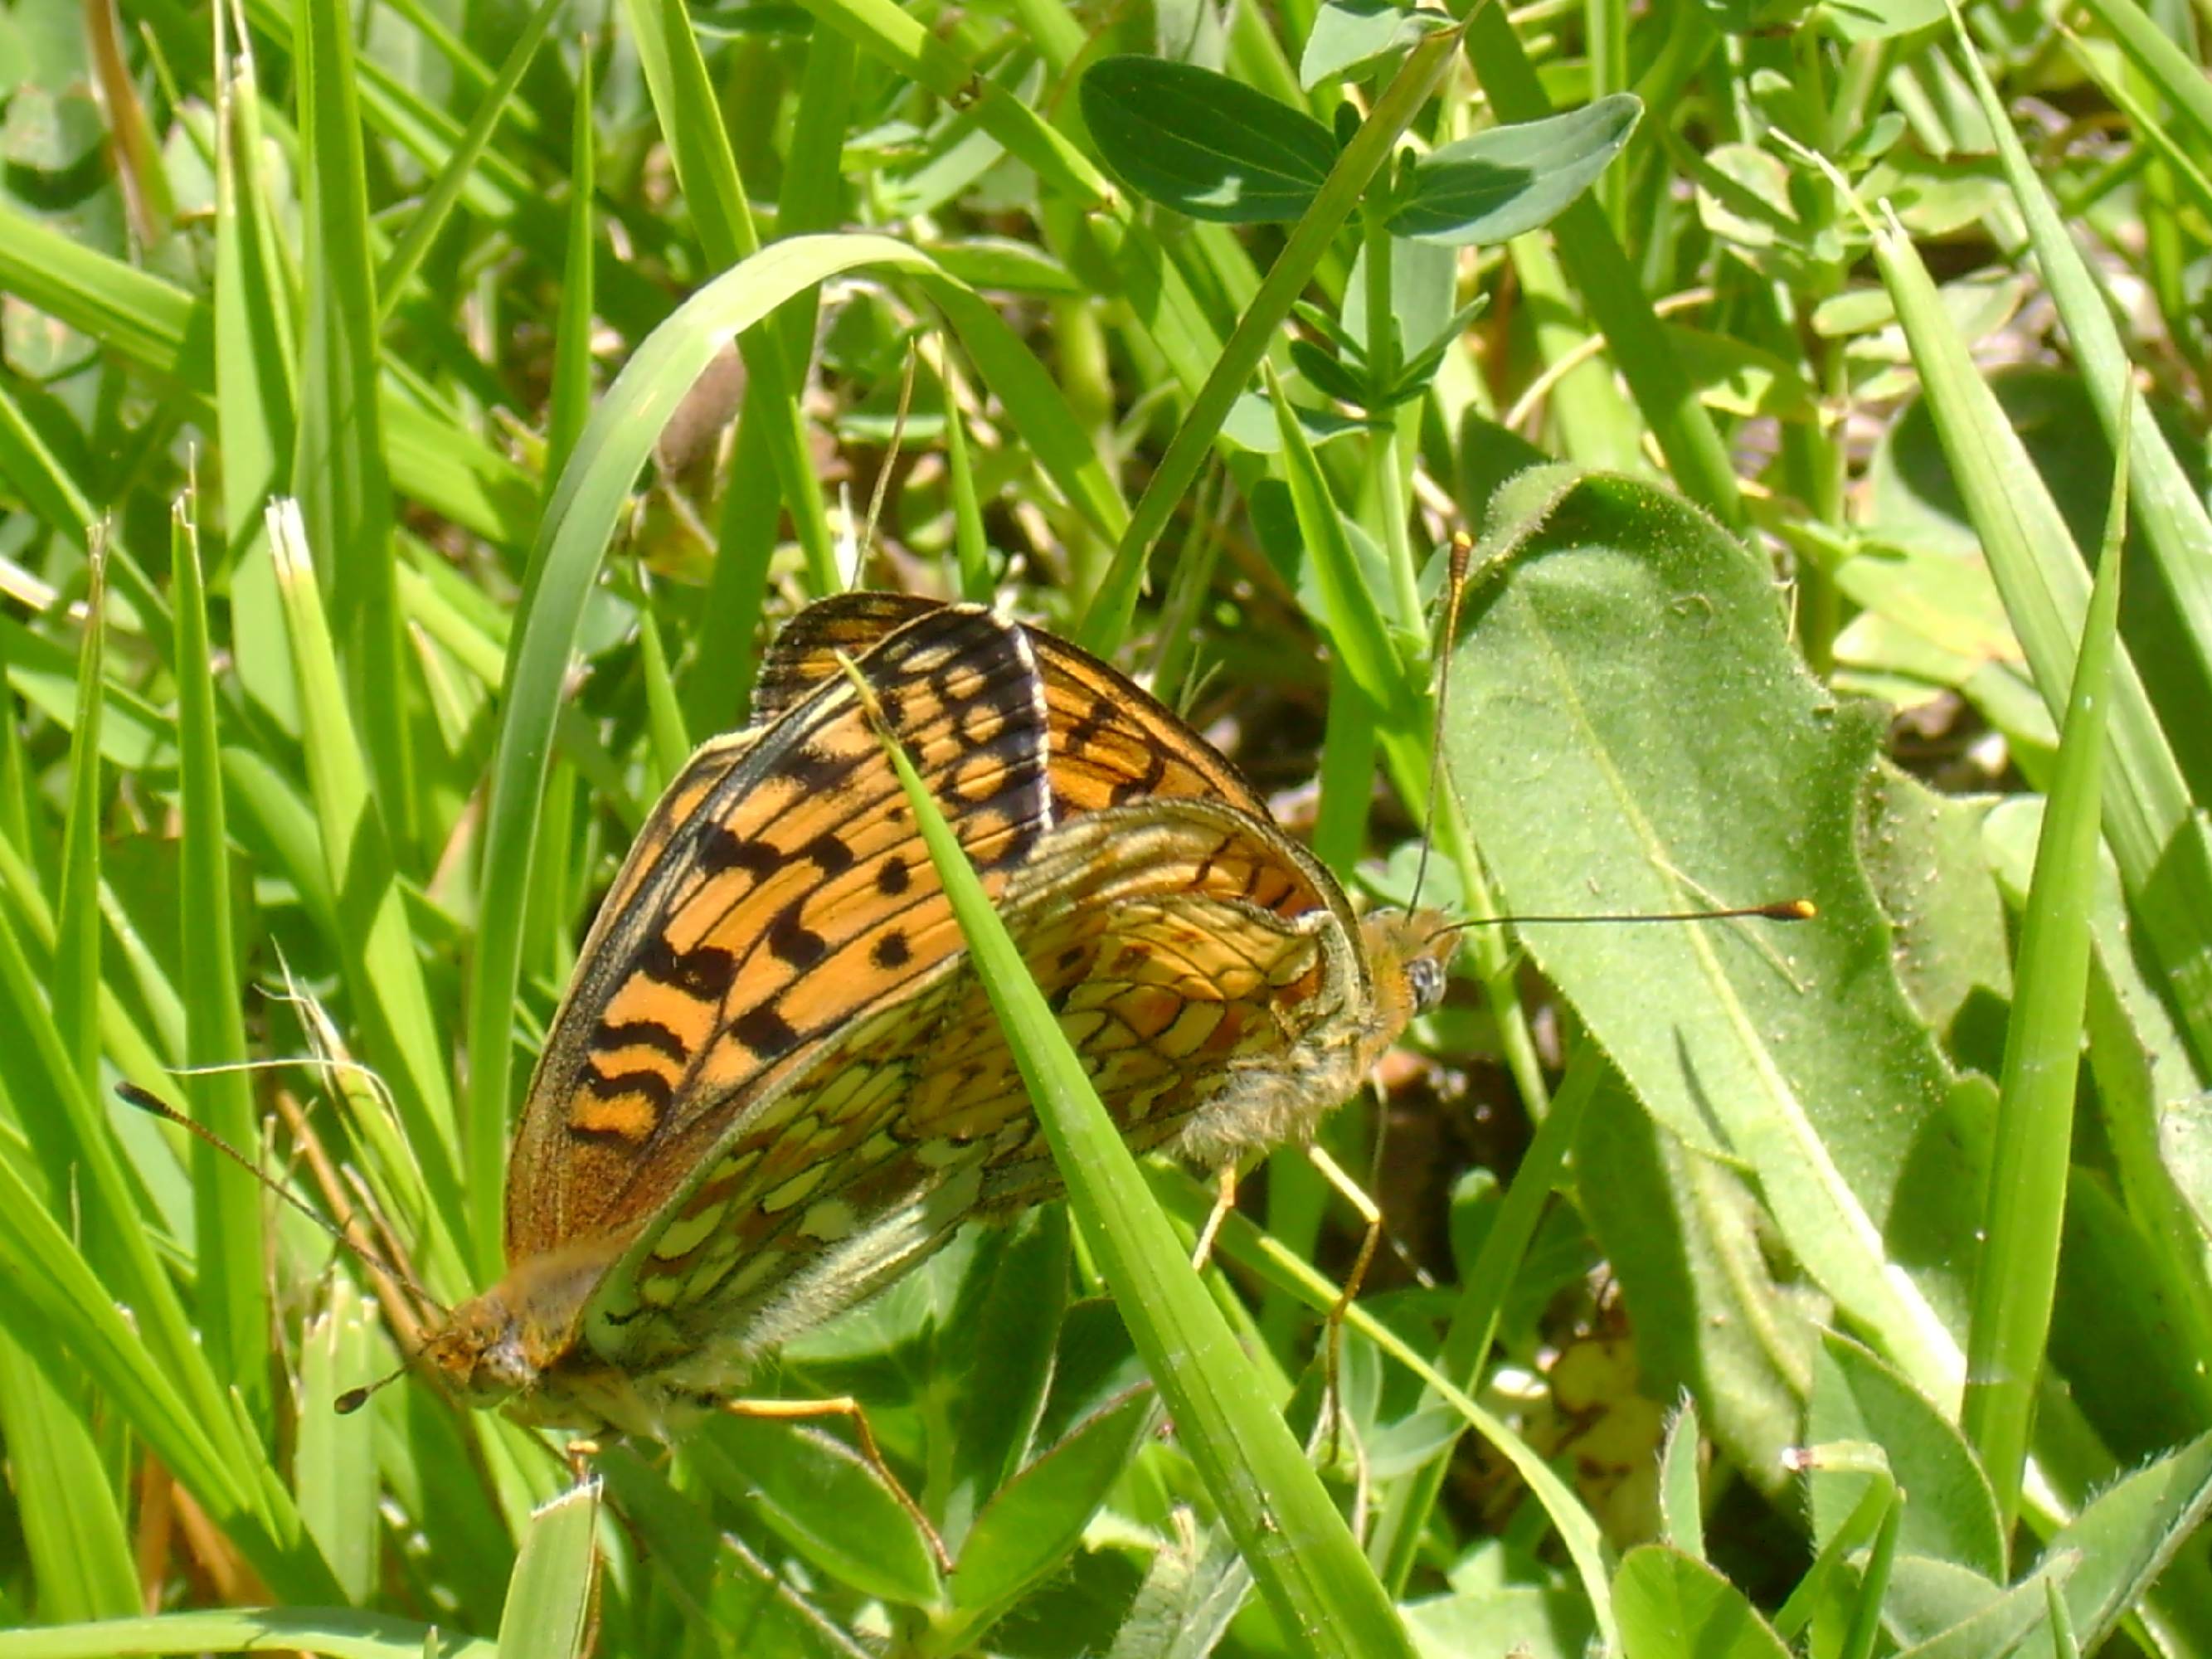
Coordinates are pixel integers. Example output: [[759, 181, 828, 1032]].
[[333, 1361, 412, 1415], [1425, 898, 1817, 943], [115, 1080, 446, 1317], [1407, 529, 1474, 915], [862, 339, 922, 572]]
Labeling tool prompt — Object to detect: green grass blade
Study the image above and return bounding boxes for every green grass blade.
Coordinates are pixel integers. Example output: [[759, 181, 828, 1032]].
[[377, 0, 563, 322], [682, 391, 783, 735], [293, 0, 412, 854], [265, 501, 469, 1268], [1078, 24, 1461, 652], [168, 501, 266, 1398], [0, 1610, 494, 1659], [2072, 0, 2212, 200], [0, 212, 532, 552], [870, 722, 1421, 1659], [211, 14, 297, 627], [634, 604, 691, 789], [544, 44, 596, 493], [1871, 212, 2212, 1073], [1150, 1166, 1621, 1647], [1370, 1044, 1608, 1590], [1457, 6, 1748, 538], [939, 353, 993, 601], [495, 1483, 600, 1659], [0, 1095, 336, 1599], [296, 1278, 383, 1603], [924, 283, 1130, 547], [1945, 15, 2212, 774], [793, 0, 1111, 202], [1268, 364, 1420, 739], [625, 0, 839, 596], [779, 25, 859, 361], [1960, 413, 2128, 1539], [54, 550, 105, 1089], [0, 1286, 139, 1621]]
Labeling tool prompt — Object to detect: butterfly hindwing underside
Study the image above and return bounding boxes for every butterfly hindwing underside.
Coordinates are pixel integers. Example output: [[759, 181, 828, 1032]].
[[592, 795, 1369, 1377]]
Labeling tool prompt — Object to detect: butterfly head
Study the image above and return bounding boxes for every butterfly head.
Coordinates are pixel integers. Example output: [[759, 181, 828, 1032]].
[[418, 1242, 620, 1423], [421, 1291, 537, 1407], [1356, 907, 1457, 1041]]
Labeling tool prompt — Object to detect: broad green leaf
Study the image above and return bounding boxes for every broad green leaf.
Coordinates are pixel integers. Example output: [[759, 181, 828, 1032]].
[[1808, 1334, 2002, 1580], [953, 1207, 1072, 1501], [1447, 469, 1976, 1406], [695, 1411, 943, 1608], [1387, 97, 1641, 246], [1403, 1584, 1597, 1659], [1300, 0, 1452, 89], [1080, 57, 1336, 224], [1576, 1082, 1811, 1492], [1614, 1545, 1791, 1659], [1889, 1553, 2078, 1659], [2035, 1428, 2212, 1652], [951, 1388, 1157, 1613], [1101, 1517, 1253, 1659], [1857, 770, 2009, 1069]]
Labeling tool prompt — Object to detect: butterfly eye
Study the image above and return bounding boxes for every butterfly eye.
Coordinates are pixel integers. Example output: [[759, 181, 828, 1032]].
[[1406, 956, 1447, 1014]]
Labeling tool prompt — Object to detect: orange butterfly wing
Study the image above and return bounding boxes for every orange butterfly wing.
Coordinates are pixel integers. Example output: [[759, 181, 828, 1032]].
[[754, 592, 1301, 832], [503, 603, 1051, 1262]]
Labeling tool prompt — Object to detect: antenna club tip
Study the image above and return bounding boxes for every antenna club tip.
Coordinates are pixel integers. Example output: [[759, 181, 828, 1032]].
[[334, 1387, 369, 1414], [1771, 898, 1817, 921], [115, 1080, 172, 1116]]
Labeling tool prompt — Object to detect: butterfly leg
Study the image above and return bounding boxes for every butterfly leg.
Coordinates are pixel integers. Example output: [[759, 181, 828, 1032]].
[[1302, 1145, 1386, 1467], [564, 1438, 603, 1486], [720, 1397, 953, 1573], [1189, 1161, 1241, 1272]]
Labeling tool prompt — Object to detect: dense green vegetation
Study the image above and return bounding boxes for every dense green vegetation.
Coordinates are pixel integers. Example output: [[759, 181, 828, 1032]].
[[1, 0, 2209, 1653]]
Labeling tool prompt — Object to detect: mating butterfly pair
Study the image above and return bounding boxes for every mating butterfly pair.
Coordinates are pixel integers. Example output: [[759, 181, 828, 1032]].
[[422, 592, 1454, 1437]]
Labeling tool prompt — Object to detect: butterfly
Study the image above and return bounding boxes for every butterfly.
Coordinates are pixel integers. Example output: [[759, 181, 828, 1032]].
[[420, 595, 1455, 1439]]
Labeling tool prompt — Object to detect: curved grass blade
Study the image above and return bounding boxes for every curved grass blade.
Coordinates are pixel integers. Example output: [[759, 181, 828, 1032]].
[[495, 1481, 600, 1659], [0, 1610, 497, 1659], [866, 711, 1421, 1657], [466, 232, 1127, 1265]]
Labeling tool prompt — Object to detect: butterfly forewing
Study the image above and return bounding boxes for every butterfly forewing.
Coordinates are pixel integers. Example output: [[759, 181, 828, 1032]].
[[755, 594, 1308, 834], [504, 604, 1051, 1260]]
